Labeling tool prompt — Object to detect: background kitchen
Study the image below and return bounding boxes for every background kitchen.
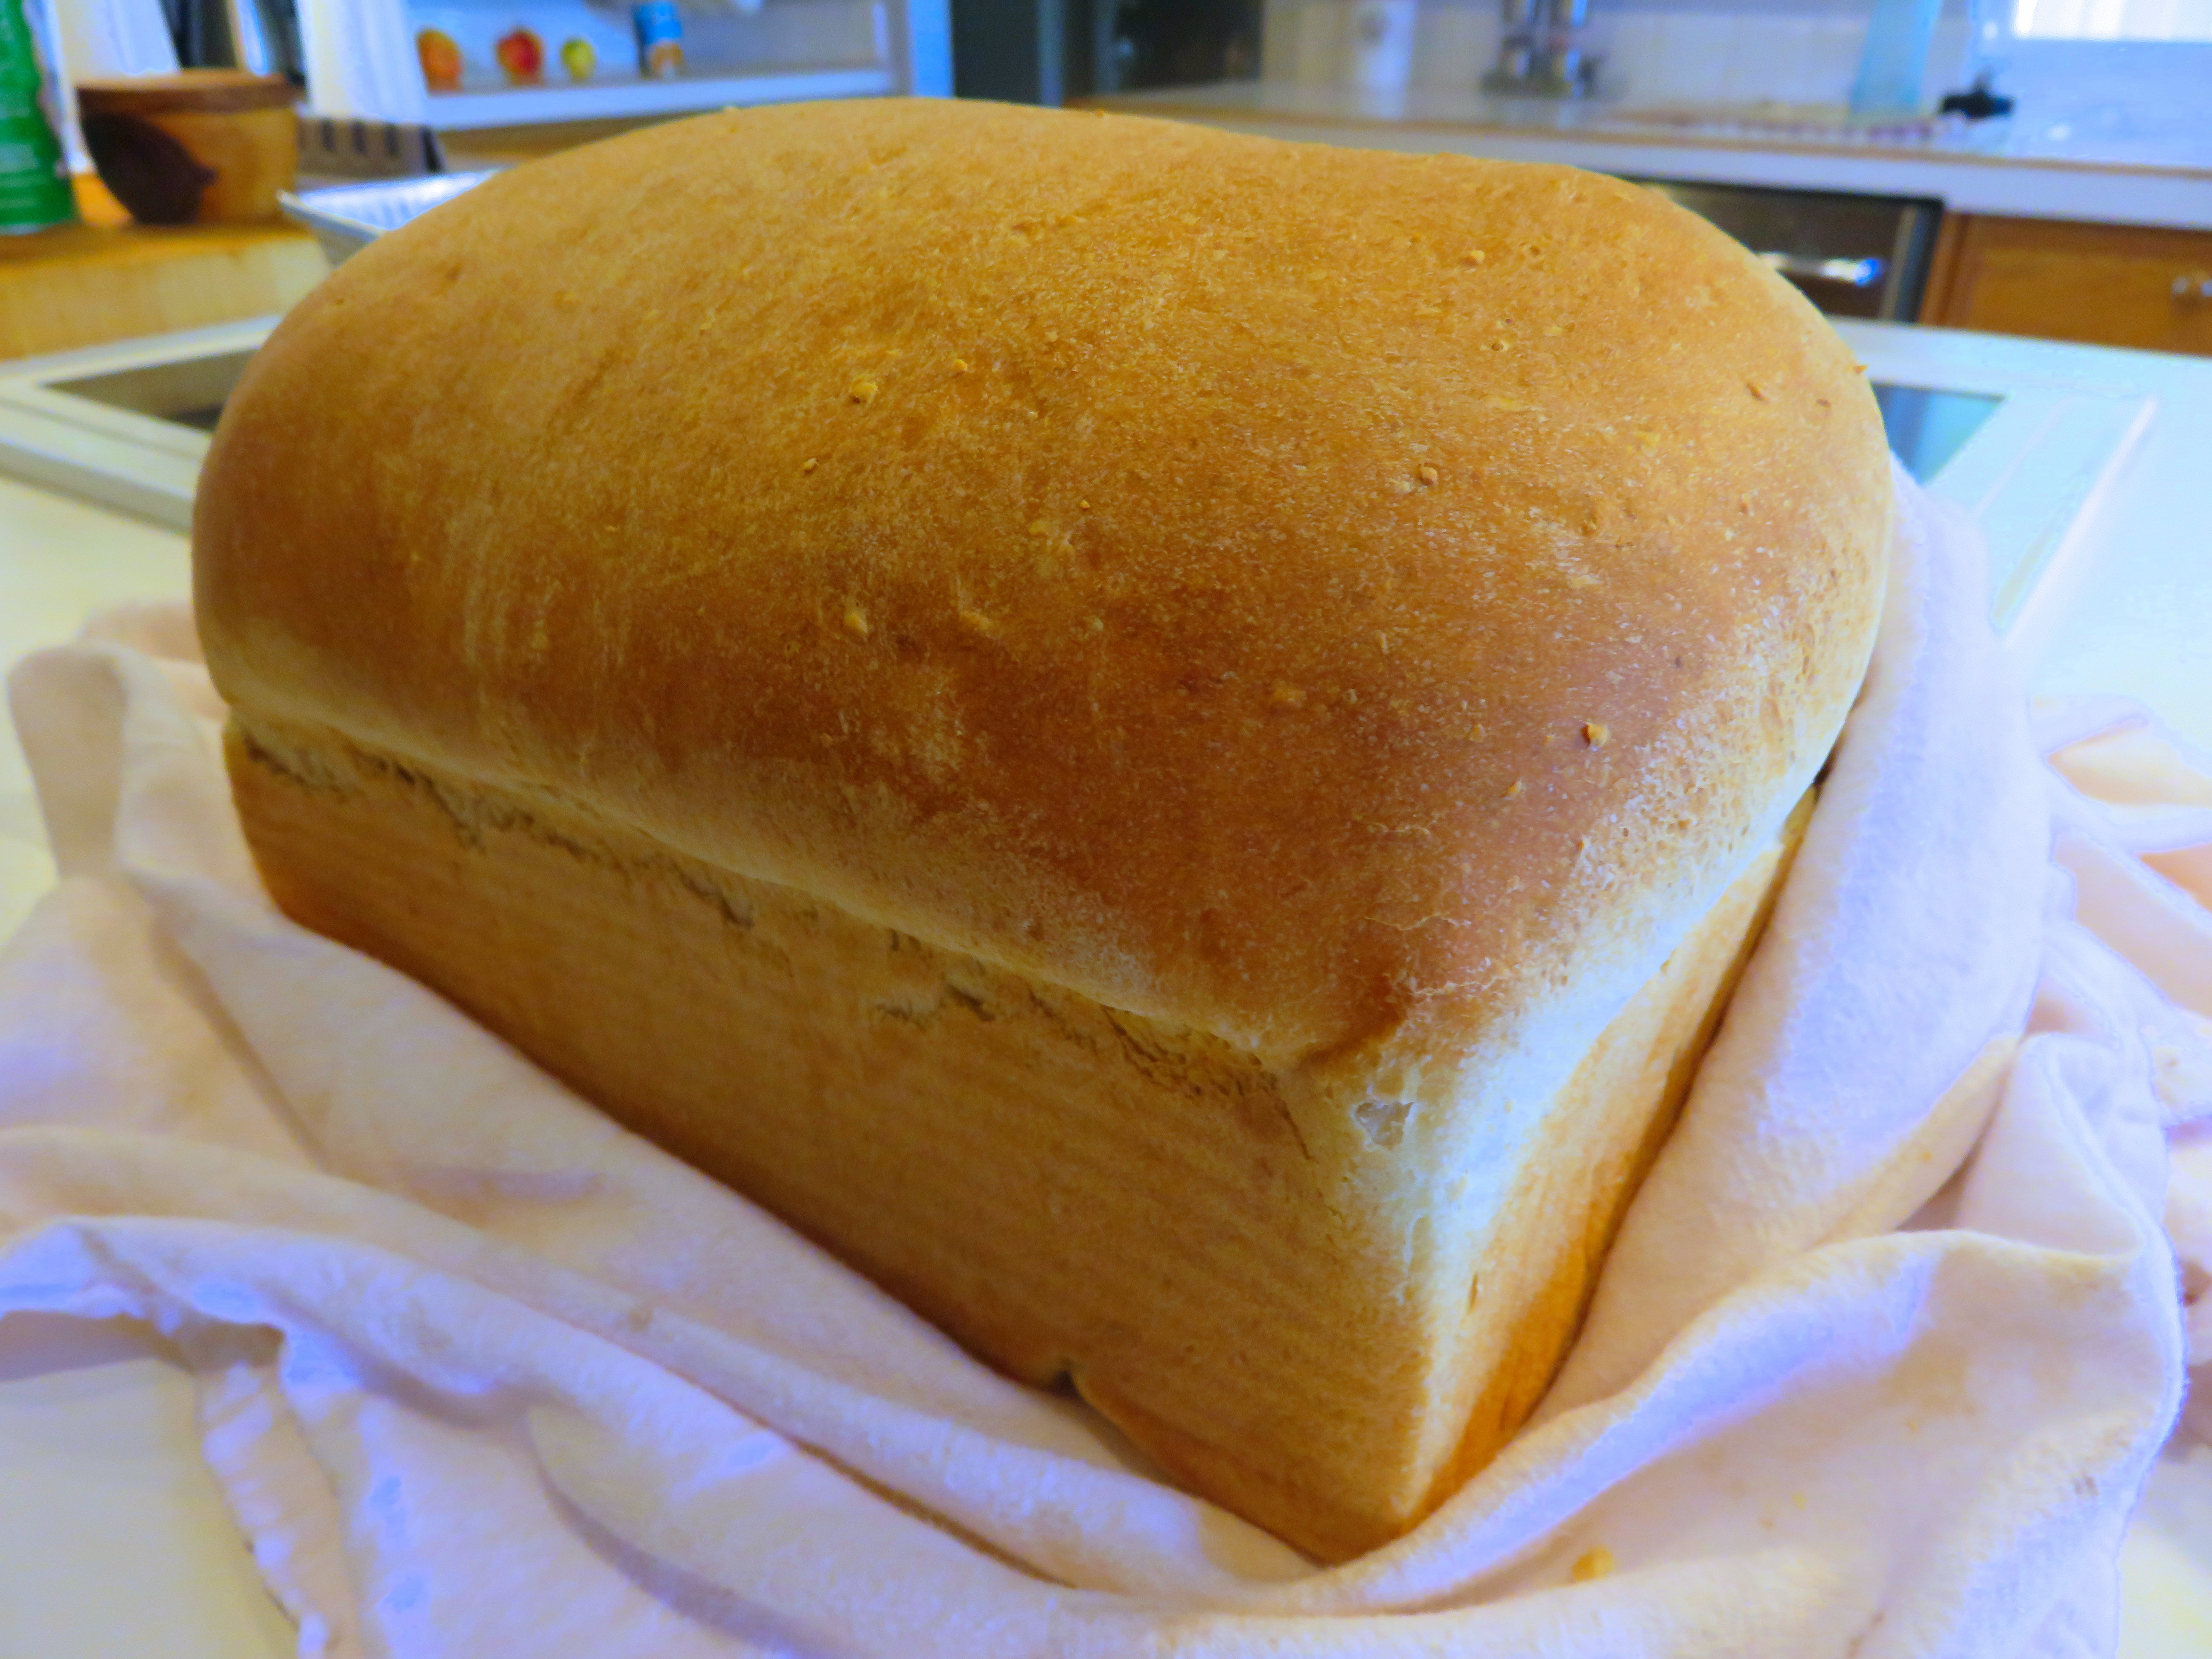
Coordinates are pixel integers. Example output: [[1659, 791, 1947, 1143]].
[[1, 3, 2211, 1657], [3, 1, 2211, 359]]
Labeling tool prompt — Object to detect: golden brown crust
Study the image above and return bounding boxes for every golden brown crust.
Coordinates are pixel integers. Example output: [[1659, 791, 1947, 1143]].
[[194, 97, 1889, 1077]]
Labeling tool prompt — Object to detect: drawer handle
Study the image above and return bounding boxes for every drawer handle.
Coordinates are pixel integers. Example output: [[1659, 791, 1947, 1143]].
[[1759, 252, 1884, 288], [2174, 271, 2212, 304]]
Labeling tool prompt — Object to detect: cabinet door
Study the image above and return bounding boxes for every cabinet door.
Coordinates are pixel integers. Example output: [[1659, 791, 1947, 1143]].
[[1925, 215, 2212, 357]]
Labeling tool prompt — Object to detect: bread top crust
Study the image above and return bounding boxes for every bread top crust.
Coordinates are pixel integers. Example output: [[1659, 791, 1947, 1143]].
[[194, 97, 1890, 1075]]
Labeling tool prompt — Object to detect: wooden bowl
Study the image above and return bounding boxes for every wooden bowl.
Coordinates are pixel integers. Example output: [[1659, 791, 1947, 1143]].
[[75, 72, 298, 226]]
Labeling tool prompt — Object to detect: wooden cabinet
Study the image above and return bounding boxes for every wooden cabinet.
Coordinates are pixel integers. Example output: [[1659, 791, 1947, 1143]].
[[1924, 214, 2212, 358]]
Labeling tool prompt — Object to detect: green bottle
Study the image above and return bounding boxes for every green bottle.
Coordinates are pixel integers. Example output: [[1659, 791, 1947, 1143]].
[[0, 0, 75, 233]]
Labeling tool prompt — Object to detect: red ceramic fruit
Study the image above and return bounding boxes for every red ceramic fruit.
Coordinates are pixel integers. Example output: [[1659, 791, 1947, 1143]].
[[495, 28, 543, 85]]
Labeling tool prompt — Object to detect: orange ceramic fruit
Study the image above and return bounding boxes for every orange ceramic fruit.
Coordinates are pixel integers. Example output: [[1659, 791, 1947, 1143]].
[[415, 29, 462, 92]]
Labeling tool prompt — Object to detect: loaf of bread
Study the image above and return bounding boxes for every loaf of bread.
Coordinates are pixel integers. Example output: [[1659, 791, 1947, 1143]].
[[193, 98, 1892, 1560]]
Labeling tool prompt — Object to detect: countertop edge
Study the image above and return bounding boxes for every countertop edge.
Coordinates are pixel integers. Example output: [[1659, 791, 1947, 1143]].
[[1089, 93, 2212, 233]]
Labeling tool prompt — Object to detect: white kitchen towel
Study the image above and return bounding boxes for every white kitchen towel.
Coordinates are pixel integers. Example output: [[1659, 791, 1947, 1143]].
[[3, 471, 2210, 1659]]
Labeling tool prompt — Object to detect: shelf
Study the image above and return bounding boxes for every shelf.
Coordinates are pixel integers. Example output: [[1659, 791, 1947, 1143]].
[[423, 63, 894, 128]]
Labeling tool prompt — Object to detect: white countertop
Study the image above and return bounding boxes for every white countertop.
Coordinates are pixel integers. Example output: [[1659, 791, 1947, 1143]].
[[1, 319, 2209, 1654], [1099, 84, 2212, 231], [1859, 323, 2212, 748]]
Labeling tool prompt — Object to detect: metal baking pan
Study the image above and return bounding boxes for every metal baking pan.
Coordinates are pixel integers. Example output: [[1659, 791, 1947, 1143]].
[[279, 172, 500, 267]]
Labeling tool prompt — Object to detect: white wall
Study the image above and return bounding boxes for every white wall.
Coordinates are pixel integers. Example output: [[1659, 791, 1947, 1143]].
[[2014, 0, 2212, 40]]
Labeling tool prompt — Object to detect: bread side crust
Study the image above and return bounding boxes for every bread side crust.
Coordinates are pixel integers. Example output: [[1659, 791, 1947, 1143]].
[[229, 711, 1802, 1559]]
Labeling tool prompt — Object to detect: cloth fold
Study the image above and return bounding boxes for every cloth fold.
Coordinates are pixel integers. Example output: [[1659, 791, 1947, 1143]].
[[3, 473, 2210, 1657]]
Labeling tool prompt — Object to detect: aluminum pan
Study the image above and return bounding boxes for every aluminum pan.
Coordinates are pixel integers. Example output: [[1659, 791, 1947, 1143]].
[[279, 172, 500, 267]]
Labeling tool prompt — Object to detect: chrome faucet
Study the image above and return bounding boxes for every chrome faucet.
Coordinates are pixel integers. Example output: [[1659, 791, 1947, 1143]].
[[1482, 0, 1599, 98]]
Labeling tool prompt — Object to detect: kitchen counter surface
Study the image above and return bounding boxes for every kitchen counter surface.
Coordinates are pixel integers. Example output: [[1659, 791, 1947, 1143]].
[[0, 177, 327, 363], [1096, 83, 2212, 231], [0, 320, 2208, 1653]]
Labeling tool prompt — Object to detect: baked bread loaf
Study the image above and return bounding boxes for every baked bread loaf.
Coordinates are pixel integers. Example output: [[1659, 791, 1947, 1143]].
[[193, 98, 1892, 1560]]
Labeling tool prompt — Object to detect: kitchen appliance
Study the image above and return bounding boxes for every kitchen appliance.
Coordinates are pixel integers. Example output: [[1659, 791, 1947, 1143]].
[[952, 0, 1074, 102], [293, 114, 445, 182], [1641, 180, 1943, 323], [0, 316, 2151, 641], [1091, 0, 1259, 95]]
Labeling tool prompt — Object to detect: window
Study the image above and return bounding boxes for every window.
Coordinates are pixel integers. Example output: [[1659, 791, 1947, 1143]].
[[2013, 0, 2212, 40]]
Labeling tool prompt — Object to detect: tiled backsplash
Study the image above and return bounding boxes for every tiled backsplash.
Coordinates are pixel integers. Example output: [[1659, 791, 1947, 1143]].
[[1262, 1, 1979, 107], [1607, 7, 1975, 105]]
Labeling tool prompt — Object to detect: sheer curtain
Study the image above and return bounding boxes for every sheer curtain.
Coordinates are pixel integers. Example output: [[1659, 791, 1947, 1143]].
[[2014, 0, 2212, 40]]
